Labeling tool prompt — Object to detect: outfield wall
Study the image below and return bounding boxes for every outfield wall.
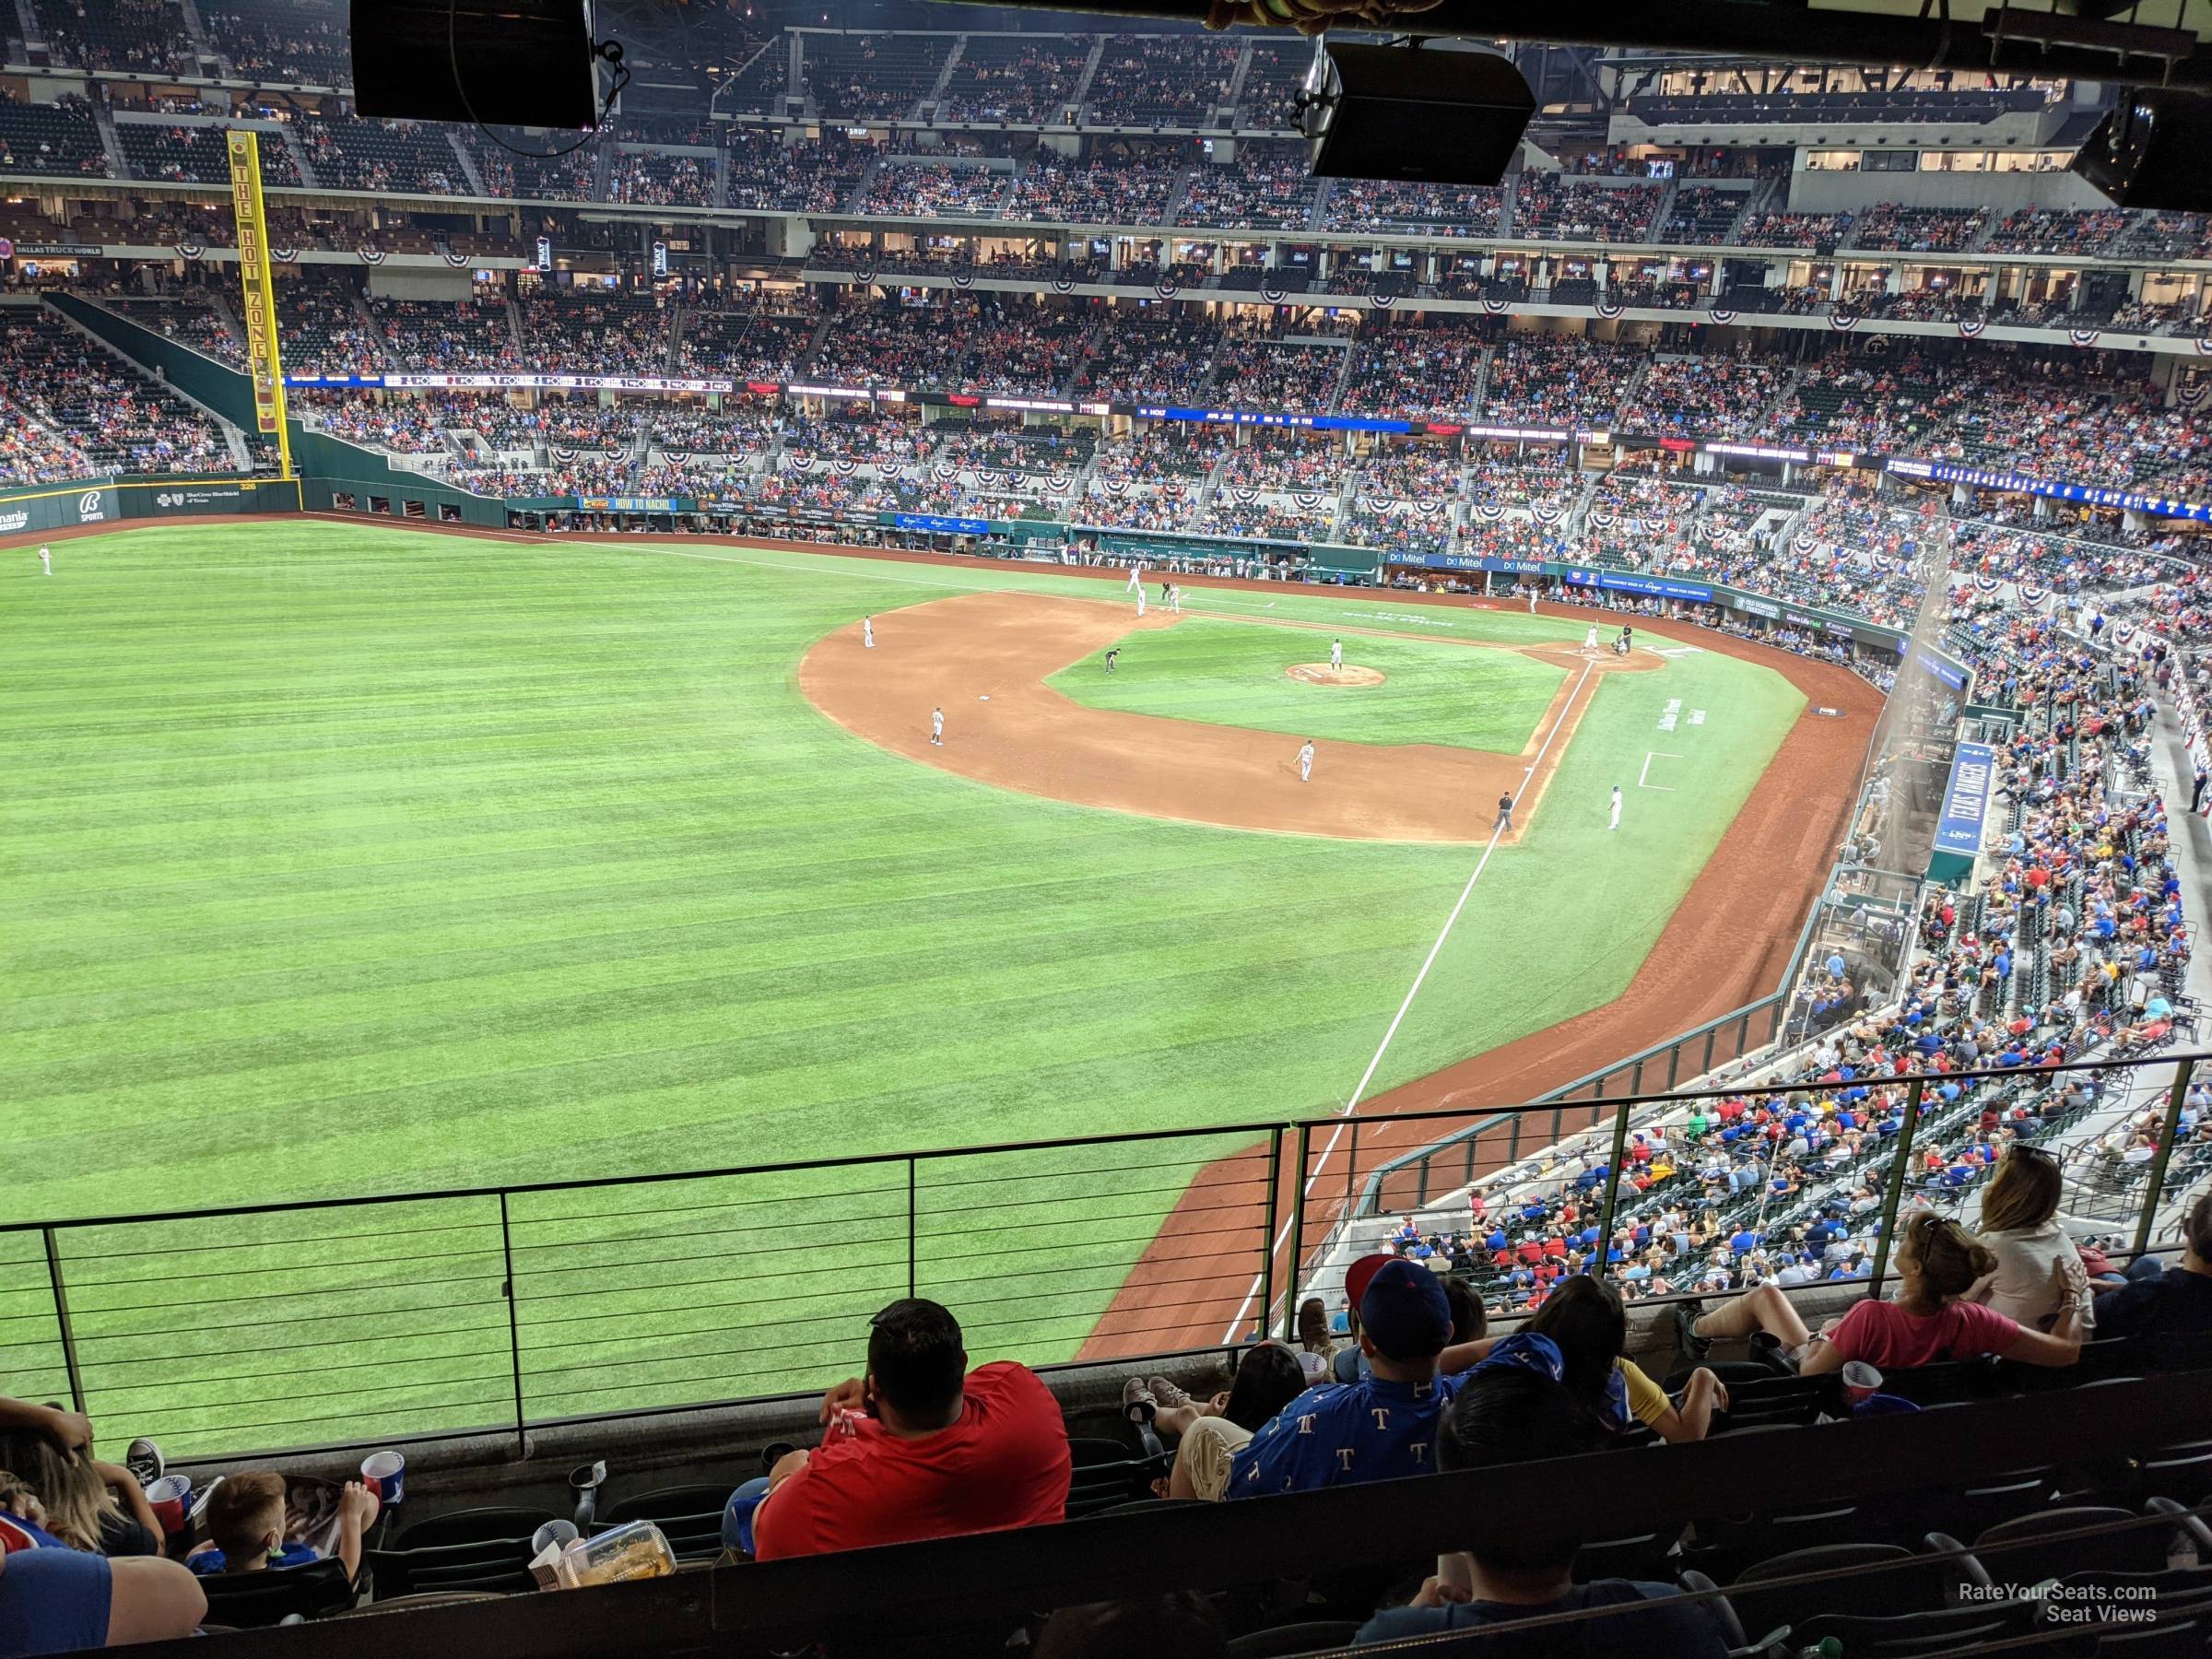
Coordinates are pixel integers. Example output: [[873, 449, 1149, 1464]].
[[0, 474, 298, 536]]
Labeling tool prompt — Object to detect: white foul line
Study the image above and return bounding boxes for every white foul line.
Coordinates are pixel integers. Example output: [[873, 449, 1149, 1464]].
[[1218, 656, 1599, 1342]]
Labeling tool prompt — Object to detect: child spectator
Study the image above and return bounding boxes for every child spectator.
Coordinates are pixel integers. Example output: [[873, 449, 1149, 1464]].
[[187, 1473, 377, 1580]]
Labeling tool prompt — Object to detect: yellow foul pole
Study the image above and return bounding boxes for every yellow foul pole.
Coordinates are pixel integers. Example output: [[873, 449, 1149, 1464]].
[[225, 129, 293, 482]]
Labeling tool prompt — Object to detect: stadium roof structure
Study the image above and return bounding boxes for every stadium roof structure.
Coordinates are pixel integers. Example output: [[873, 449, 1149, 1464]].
[[947, 0, 2212, 90]]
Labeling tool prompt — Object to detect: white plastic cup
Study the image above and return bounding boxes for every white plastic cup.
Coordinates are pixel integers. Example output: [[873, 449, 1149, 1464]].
[[1841, 1360, 1883, 1405]]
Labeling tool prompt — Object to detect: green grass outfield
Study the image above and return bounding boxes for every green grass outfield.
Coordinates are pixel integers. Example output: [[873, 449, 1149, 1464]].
[[1048, 616, 1566, 752], [0, 524, 1802, 1451]]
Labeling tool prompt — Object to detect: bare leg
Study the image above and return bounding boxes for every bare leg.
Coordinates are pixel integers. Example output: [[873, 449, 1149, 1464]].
[[1692, 1283, 1811, 1349], [1154, 1403, 1206, 1439]]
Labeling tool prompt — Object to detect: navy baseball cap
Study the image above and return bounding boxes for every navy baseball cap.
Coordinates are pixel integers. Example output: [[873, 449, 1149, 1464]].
[[1358, 1258, 1453, 1361]]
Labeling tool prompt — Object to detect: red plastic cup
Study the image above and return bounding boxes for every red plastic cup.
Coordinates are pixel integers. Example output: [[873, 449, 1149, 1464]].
[[144, 1475, 192, 1536]]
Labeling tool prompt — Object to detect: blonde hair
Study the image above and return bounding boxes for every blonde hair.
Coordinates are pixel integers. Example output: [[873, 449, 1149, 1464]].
[[0, 1431, 114, 1554], [1978, 1146, 2063, 1235], [1898, 1212, 1998, 1300], [204, 1470, 288, 1562]]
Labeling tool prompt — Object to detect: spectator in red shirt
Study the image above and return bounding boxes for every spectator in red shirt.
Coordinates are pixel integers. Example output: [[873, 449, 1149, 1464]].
[[1676, 1214, 2081, 1374], [724, 1299, 1071, 1560]]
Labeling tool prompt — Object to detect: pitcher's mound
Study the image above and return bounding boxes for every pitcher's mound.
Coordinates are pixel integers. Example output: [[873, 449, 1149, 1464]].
[[1288, 663, 1385, 688]]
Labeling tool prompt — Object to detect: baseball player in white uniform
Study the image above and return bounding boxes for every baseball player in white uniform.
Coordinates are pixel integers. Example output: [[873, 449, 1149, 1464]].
[[1297, 740, 1315, 783], [39, 545, 51, 575], [863, 616, 875, 649], [930, 707, 944, 747], [1330, 638, 1343, 671], [1125, 561, 1144, 594], [1609, 785, 1622, 831], [1527, 588, 1537, 614], [1169, 583, 1182, 614], [1135, 586, 1147, 617], [1583, 624, 1599, 654]]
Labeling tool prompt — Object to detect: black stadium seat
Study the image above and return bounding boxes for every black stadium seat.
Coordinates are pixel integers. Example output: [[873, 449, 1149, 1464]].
[[334, 1590, 512, 1618], [1792, 1599, 2045, 1656], [367, 1509, 559, 1598], [1065, 1436, 1171, 1518], [1940, 1501, 2212, 1587], [363, 1536, 543, 1598], [597, 1486, 733, 1561], [194, 1556, 360, 1627], [391, 1507, 561, 1551], [1224, 1620, 1363, 1657], [1720, 1543, 1958, 1634]]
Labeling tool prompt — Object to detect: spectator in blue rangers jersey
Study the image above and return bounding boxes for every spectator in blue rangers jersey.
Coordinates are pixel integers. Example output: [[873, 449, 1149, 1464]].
[[1228, 1256, 1463, 1498]]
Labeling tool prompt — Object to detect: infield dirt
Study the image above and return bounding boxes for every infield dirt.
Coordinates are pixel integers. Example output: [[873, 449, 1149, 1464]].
[[799, 590, 1652, 843]]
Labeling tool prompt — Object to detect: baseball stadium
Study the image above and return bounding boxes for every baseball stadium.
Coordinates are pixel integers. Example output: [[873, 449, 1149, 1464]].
[[1, 0, 2211, 1653]]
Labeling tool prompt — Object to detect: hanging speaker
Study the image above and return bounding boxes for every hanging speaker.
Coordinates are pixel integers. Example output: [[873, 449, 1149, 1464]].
[[1303, 42, 1534, 187], [2071, 87, 2212, 210], [350, 0, 601, 129]]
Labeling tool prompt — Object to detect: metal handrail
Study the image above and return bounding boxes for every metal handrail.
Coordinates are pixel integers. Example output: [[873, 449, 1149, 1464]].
[[5, 1048, 2198, 1467]]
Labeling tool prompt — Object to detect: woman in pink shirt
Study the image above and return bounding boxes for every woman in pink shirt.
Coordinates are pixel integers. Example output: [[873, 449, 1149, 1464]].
[[1680, 1213, 2084, 1373]]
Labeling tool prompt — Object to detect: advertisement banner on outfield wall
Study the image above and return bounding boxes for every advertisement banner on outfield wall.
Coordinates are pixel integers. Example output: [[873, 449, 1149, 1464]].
[[0, 481, 118, 535], [1732, 595, 1783, 619], [1934, 741, 2000, 858], [121, 481, 263, 517]]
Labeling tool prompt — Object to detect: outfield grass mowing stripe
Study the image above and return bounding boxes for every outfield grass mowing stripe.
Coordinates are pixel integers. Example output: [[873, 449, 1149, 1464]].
[[0, 522, 1805, 1450]]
